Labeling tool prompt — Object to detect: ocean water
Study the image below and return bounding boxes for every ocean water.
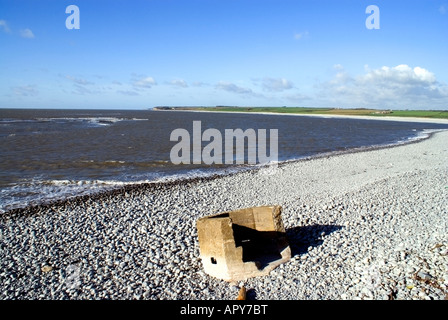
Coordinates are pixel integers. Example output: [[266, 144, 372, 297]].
[[1, 108, 447, 213]]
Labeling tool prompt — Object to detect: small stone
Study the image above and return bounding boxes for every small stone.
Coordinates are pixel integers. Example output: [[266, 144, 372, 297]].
[[361, 287, 372, 297], [236, 287, 247, 300], [418, 291, 428, 299], [417, 271, 432, 280], [406, 266, 416, 274], [41, 265, 53, 273]]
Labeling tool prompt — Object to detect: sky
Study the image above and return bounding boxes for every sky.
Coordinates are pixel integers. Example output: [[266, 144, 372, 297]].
[[0, 0, 447, 110]]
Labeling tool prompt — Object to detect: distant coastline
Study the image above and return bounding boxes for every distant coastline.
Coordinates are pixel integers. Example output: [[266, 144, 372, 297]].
[[152, 106, 448, 124]]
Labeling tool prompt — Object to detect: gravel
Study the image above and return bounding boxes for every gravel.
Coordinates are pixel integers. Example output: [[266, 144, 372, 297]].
[[1, 130, 447, 300]]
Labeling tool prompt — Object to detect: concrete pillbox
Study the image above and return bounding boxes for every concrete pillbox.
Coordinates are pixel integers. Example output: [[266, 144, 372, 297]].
[[196, 205, 291, 281]]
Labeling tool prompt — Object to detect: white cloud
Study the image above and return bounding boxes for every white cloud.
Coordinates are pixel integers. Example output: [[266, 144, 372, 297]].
[[132, 76, 157, 89], [318, 64, 448, 109], [0, 20, 11, 33], [20, 28, 34, 39], [361, 64, 436, 84], [439, 5, 446, 14], [261, 77, 294, 92], [294, 31, 309, 40]]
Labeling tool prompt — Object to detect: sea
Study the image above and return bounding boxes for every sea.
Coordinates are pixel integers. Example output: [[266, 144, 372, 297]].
[[1, 108, 448, 213]]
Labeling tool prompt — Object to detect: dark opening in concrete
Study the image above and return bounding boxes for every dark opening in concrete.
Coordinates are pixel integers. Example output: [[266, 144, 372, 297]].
[[232, 224, 286, 270]]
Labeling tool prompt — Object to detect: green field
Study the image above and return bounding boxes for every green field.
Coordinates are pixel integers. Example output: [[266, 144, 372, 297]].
[[162, 106, 448, 119]]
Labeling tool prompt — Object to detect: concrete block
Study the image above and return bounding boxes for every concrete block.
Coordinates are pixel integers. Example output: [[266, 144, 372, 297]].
[[196, 205, 291, 281]]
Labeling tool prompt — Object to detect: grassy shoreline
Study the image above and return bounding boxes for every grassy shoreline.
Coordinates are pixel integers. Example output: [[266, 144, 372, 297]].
[[154, 106, 448, 119]]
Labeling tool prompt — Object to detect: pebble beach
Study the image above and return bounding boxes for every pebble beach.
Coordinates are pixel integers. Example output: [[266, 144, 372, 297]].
[[1, 128, 447, 300]]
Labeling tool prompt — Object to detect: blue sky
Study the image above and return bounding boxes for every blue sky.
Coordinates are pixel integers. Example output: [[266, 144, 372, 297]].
[[1, 0, 447, 109]]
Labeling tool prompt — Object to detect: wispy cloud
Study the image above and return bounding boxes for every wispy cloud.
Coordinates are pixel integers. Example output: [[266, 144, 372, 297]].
[[215, 81, 266, 100], [64, 75, 94, 85], [439, 5, 447, 14], [294, 31, 309, 40], [62, 74, 98, 95], [12, 85, 38, 97], [169, 79, 188, 88], [333, 64, 344, 71], [0, 20, 11, 33], [117, 90, 139, 96], [72, 84, 94, 95], [20, 28, 34, 39], [0, 21, 35, 39], [216, 81, 254, 95], [192, 81, 207, 87]]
